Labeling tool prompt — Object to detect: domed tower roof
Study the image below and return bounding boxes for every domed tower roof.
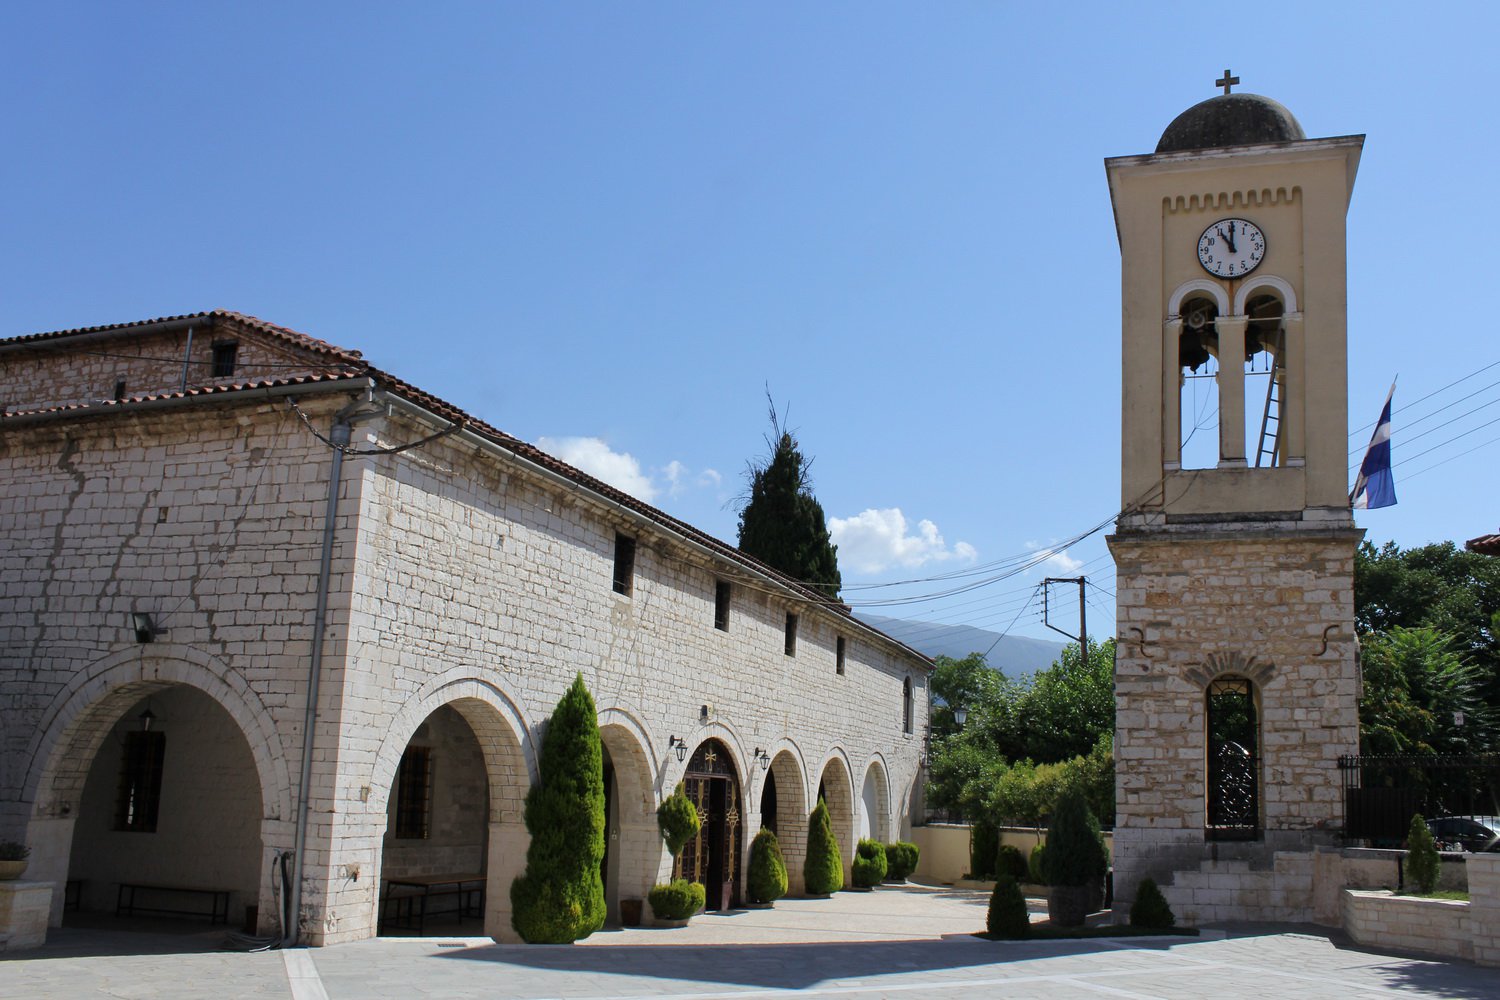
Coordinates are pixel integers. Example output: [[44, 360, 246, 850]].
[[1156, 92, 1306, 154]]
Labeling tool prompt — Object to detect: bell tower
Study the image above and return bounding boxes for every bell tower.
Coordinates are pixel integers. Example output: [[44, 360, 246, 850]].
[[1106, 77, 1365, 924]]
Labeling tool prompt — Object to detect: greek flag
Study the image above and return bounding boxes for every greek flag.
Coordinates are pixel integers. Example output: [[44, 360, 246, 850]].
[[1351, 382, 1397, 510]]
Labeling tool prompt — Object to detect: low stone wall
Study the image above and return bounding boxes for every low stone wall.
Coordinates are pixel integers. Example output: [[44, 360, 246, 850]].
[[1341, 855, 1499, 968], [912, 824, 1112, 885]]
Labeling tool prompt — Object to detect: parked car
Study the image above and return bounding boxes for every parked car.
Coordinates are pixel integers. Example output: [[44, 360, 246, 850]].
[[1426, 816, 1500, 853]]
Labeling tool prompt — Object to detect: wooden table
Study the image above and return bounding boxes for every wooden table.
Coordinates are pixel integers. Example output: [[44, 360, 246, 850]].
[[380, 873, 485, 934]]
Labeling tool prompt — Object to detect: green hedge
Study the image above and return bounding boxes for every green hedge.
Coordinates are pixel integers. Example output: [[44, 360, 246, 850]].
[[996, 844, 1028, 883], [1405, 814, 1440, 894], [1040, 788, 1106, 888], [509, 674, 606, 942], [804, 798, 844, 894], [852, 839, 888, 888], [1129, 877, 1175, 929], [884, 841, 919, 881], [747, 828, 788, 904], [1028, 844, 1047, 885], [969, 818, 999, 879], [648, 879, 705, 920], [986, 874, 1030, 938]]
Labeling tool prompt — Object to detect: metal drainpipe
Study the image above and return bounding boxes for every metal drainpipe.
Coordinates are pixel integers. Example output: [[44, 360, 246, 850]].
[[285, 397, 374, 947]]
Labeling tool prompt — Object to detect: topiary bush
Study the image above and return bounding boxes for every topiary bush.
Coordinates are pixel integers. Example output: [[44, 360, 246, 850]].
[[997, 844, 1028, 883], [1129, 877, 1175, 929], [884, 841, 919, 881], [804, 797, 844, 894], [852, 838, 888, 888], [969, 818, 999, 879], [986, 874, 1030, 938], [657, 782, 700, 862], [1405, 813, 1440, 894], [509, 674, 607, 943], [1028, 844, 1047, 885], [747, 828, 789, 904], [1041, 788, 1106, 888], [647, 879, 705, 921]]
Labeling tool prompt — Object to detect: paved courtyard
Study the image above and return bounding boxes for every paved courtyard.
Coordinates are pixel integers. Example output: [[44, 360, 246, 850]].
[[3, 885, 1493, 999]]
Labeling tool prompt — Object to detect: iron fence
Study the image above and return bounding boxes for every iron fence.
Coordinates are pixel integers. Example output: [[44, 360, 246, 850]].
[[1339, 753, 1500, 846]]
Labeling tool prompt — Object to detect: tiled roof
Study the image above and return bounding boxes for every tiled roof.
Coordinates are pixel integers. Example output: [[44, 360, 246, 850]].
[[2, 311, 929, 665], [1466, 533, 1500, 556]]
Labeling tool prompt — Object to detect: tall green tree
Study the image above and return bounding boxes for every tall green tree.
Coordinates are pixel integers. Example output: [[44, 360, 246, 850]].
[[510, 674, 606, 942], [737, 406, 841, 597], [1359, 627, 1491, 755]]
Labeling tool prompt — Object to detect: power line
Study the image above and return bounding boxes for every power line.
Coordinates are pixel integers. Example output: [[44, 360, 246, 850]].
[[1350, 360, 1500, 438]]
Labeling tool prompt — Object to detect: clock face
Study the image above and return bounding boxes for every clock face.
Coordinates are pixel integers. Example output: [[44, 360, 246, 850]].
[[1197, 218, 1266, 278]]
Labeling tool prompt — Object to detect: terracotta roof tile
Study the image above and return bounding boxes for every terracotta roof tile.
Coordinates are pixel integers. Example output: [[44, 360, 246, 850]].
[[1466, 533, 1500, 556]]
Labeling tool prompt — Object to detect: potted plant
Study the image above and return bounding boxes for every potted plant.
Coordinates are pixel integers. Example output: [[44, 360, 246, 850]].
[[0, 840, 30, 880], [851, 839, 888, 889], [745, 827, 788, 907], [649, 782, 703, 925], [1041, 787, 1106, 927]]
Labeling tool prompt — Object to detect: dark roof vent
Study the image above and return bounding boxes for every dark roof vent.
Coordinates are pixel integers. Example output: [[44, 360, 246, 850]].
[[1156, 93, 1305, 154]]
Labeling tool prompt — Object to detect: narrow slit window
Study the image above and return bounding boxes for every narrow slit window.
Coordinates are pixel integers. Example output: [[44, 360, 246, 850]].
[[714, 580, 731, 631], [113, 379, 127, 401], [612, 533, 636, 596], [902, 677, 914, 734], [784, 613, 798, 656], [836, 636, 846, 675], [393, 746, 432, 839], [211, 341, 239, 378], [114, 730, 166, 832]]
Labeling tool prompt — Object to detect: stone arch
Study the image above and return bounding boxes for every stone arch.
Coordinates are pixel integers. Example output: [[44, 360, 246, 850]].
[[815, 748, 857, 879], [597, 706, 660, 923], [763, 743, 810, 895], [23, 644, 291, 824], [1167, 278, 1232, 319], [1185, 651, 1277, 690], [858, 755, 892, 844], [1233, 273, 1298, 315], [369, 672, 536, 941], [658, 719, 751, 796]]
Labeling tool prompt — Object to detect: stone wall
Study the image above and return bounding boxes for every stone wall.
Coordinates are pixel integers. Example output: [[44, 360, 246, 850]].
[[1109, 520, 1361, 923]]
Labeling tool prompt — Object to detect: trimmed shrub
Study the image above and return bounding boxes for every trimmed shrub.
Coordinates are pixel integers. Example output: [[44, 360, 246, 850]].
[[648, 879, 705, 921], [1129, 877, 1175, 929], [510, 674, 607, 943], [804, 797, 844, 894], [996, 844, 1028, 883], [1405, 814, 1440, 894], [852, 838, 888, 888], [986, 874, 1030, 938], [969, 818, 999, 879], [1041, 788, 1106, 888], [884, 841, 919, 881], [747, 828, 789, 904], [657, 782, 700, 862], [1028, 844, 1047, 885]]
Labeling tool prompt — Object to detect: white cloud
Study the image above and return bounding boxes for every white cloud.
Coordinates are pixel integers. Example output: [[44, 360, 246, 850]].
[[1025, 541, 1083, 575], [696, 468, 722, 489], [537, 436, 658, 502], [663, 460, 688, 496], [828, 508, 977, 574]]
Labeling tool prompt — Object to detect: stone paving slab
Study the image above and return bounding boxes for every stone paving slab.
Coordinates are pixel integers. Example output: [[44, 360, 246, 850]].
[[3, 886, 1496, 999]]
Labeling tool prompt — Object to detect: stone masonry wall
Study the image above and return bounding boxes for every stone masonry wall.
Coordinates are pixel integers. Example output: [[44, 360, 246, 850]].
[[1109, 523, 1361, 924]]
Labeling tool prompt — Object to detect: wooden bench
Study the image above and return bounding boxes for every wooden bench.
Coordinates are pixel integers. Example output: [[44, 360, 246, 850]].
[[115, 883, 231, 924], [379, 873, 484, 935]]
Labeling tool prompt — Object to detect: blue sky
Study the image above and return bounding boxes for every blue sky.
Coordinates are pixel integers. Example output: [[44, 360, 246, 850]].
[[5, 3, 1497, 652]]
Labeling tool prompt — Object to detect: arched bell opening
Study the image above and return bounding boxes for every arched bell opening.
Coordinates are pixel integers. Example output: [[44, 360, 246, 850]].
[[378, 704, 490, 935], [1244, 293, 1288, 467], [679, 738, 744, 911], [65, 686, 267, 932], [1178, 295, 1221, 470]]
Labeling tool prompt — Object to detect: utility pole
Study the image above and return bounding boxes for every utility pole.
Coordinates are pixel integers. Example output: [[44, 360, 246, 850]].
[[1042, 576, 1088, 660]]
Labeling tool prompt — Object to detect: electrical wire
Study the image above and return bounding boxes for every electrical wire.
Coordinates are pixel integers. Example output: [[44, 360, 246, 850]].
[[1350, 359, 1500, 438]]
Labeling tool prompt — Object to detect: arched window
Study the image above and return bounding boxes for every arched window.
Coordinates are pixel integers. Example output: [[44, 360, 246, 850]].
[[1206, 675, 1260, 840], [1244, 293, 1287, 467], [1178, 295, 1220, 470], [902, 677, 913, 735]]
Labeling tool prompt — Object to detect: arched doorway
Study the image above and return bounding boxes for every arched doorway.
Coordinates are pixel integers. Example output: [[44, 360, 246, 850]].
[[64, 685, 268, 931], [859, 760, 890, 844], [679, 739, 743, 911], [598, 720, 656, 926], [816, 756, 856, 883], [378, 704, 489, 934], [764, 750, 808, 895]]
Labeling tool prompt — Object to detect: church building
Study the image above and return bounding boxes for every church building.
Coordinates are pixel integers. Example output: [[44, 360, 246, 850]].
[[0, 311, 930, 944], [1107, 78, 1364, 923]]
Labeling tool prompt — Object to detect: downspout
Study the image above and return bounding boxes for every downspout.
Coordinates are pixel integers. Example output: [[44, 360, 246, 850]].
[[285, 394, 376, 947]]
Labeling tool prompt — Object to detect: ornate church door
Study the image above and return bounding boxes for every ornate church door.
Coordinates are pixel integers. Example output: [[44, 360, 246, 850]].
[[678, 740, 742, 910]]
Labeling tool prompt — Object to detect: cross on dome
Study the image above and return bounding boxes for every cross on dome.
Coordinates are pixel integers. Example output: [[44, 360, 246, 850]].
[[1217, 69, 1241, 95]]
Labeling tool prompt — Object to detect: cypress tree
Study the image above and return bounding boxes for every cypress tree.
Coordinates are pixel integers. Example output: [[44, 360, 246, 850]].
[[804, 797, 845, 894], [737, 414, 842, 597], [509, 674, 606, 942]]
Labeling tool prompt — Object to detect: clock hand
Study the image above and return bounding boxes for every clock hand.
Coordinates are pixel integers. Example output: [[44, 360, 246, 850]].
[[1217, 226, 1237, 254]]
